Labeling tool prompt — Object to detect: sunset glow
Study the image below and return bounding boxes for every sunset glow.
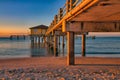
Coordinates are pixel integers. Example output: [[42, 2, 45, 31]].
[[0, 0, 65, 37], [0, 24, 29, 37]]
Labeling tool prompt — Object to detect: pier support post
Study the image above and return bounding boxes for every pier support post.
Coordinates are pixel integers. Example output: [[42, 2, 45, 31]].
[[43, 37, 46, 44], [54, 35, 58, 56], [82, 34, 86, 57], [62, 35, 65, 55], [36, 36, 37, 43], [41, 36, 44, 44], [38, 36, 40, 44], [23, 35, 25, 40], [32, 36, 35, 44], [47, 36, 50, 51], [67, 32, 75, 65], [58, 36, 60, 54], [33, 36, 35, 43], [17, 36, 19, 40], [31, 36, 34, 44]]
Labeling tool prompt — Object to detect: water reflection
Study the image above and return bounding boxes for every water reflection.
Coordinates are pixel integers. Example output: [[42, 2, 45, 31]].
[[30, 42, 54, 57]]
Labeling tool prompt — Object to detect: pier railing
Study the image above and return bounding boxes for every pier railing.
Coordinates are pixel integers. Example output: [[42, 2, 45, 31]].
[[47, 0, 83, 34]]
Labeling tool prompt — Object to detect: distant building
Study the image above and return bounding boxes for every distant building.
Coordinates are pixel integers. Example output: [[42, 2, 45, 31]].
[[29, 25, 48, 36], [29, 25, 48, 44]]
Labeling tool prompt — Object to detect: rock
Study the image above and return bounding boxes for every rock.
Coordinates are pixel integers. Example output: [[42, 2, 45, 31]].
[[17, 68, 24, 73], [26, 78, 31, 80], [0, 78, 5, 80], [0, 70, 5, 74], [78, 78, 82, 80], [58, 77, 65, 80]]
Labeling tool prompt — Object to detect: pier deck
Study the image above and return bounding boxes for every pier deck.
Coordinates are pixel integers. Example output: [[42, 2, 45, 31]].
[[34, 0, 120, 65]]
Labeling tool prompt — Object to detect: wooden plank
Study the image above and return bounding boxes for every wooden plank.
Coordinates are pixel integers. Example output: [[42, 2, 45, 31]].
[[67, 32, 75, 65], [54, 35, 58, 56], [46, 0, 97, 35], [82, 34, 86, 57], [38, 37, 40, 44], [53, 30, 66, 36], [62, 35, 65, 56], [71, 0, 120, 21], [63, 21, 120, 32]]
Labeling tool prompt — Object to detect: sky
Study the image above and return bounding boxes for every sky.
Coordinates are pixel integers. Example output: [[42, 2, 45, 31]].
[[0, 0, 120, 37], [0, 0, 66, 37]]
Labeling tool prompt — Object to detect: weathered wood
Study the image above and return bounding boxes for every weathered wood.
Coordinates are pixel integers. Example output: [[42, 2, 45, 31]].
[[54, 15, 58, 24], [58, 36, 61, 54], [71, 0, 120, 22], [46, 0, 101, 35], [82, 34, 86, 57], [59, 8, 63, 20], [62, 35, 65, 56], [63, 21, 120, 32], [70, 0, 76, 10], [67, 32, 75, 65], [52, 30, 66, 36], [47, 36, 50, 47], [66, 0, 70, 13], [38, 36, 40, 44], [70, 0, 73, 10], [43, 37, 47, 43], [31, 36, 34, 44], [54, 35, 58, 56], [62, 20, 67, 32], [34, 36, 37, 43]]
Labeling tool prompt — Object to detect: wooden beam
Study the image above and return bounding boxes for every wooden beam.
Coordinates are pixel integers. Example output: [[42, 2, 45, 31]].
[[34, 36, 37, 43], [63, 21, 120, 32], [70, 0, 76, 10], [81, 34, 86, 57], [66, 0, 70, 13], [70, 0, 73, 10], [58, 36, 61, 54], [46, 0, 98, 35], [38, 36, 40, 44], [59, 8, 63, 20], [71, 0, 120, 22], [54, 15, 58, 24], [54, 35, 58, 56], [67, 31, 75, 65], [62, 35, 65, 56], [62, 20, 67, 32], [52, 30, 66, 36]]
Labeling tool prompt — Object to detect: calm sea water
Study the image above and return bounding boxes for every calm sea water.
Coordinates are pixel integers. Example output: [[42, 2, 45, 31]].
[[0, 37, 120, 59]]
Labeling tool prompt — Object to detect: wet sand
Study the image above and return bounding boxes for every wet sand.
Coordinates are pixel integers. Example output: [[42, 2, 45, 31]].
[[0, 57, 120, 79]]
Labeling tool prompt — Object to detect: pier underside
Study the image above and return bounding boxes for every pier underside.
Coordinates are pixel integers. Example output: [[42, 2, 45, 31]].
[[45, 0, 120, 65]]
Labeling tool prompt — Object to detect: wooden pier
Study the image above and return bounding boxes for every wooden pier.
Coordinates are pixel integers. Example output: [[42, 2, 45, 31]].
[[30, 0, 120, 65], [10, 35, 26, 40], [29, 25, 48, 47]]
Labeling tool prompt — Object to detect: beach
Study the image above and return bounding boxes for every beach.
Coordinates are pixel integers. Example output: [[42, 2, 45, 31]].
[[0, 57, 120, 79], [0, 37, 120, 79], [0, 0, 120, 79]]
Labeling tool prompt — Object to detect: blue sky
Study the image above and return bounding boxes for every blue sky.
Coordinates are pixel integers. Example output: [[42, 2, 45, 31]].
[[0, 0, 120, 37], [0, 0, 65, 36]]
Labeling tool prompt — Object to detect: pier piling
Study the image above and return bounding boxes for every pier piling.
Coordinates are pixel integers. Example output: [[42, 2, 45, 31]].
[[82, 34, 86, 57], [67, 32, 75, 65], [54, 35, 58, 56], [62, 35, 65, 56]]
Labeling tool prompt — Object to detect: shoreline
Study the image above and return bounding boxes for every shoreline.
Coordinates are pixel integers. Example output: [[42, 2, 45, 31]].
[[0, 57, 120, 69]]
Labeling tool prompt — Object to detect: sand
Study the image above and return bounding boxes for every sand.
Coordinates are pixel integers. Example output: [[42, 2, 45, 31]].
[[0, 57, 120, 79]]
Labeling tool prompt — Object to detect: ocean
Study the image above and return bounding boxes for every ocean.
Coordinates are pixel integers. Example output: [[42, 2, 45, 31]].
[[0, 36, 120, 59]]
